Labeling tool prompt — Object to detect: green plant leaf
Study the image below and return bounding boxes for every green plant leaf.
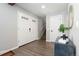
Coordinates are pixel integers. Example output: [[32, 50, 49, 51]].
[[58, 24, 70, 33]]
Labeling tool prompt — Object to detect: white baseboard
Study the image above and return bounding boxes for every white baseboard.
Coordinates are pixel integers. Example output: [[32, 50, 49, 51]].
[[18, 38, 38, 47], [46, 40, 51, 42], [46, 40, 55, 42], [0, 46, 19, 55]]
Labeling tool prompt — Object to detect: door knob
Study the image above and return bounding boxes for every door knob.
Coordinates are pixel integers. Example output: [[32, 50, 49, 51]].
[[29, 28, 31, 32], [51, 30, 53, 32]]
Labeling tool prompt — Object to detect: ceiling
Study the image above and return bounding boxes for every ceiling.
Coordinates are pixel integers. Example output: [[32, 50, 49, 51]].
[[17, 3, 68, 18]]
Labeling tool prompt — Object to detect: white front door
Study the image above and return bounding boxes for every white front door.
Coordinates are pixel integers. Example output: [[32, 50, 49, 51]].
[[49, 15, 62, 42]]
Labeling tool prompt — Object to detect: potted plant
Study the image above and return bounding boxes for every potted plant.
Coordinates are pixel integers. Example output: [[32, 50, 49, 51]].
[[58, 24, 70, 40]]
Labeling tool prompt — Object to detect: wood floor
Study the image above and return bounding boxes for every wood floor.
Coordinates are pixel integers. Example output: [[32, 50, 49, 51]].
[[1, 51, 15, 56], [13, 33, 54, 56], [2, 32, 54, 56], [13, 40, 54, 56]]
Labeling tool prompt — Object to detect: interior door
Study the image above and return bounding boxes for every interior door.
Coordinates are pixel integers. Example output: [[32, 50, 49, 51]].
[[17, 11, 30, 46], [49, 15, 62, 42], [30, 17, 38, 40], [17, 11, 38, 46]]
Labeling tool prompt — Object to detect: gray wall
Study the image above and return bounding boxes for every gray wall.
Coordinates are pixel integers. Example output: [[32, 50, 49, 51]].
[[0, 4, 17, 51]]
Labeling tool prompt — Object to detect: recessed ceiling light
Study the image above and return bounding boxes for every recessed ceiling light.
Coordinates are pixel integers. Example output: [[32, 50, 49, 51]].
[[41, 5, 46, 9]]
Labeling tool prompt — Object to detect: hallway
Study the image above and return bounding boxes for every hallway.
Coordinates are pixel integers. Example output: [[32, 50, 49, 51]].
[[13, 33, 54, 56], [0, 3, 69, 56]]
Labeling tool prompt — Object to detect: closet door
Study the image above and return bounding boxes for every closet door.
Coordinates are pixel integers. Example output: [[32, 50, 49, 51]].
[[17, 11, 30, 46], [30, 17, 38, 41], [17, 11, 38, 46]]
